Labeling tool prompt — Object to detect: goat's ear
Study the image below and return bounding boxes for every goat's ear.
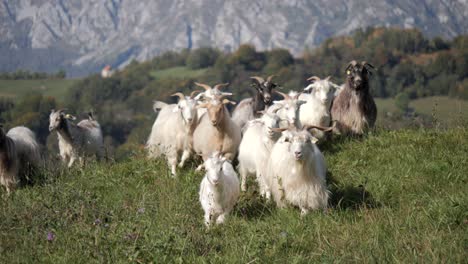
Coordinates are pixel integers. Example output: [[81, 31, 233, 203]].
[[298, 100, 307, 106], [222, 99, 236, 105], [196, 103, 209, 109], [310, 136, 319, 144]]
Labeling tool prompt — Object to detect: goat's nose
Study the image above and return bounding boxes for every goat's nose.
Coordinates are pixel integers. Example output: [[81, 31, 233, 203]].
[[187, 117, 193, 122]]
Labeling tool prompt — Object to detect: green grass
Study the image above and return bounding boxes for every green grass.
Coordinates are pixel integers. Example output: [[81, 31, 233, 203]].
[[0, 79, 77, 101], [1, 129, 466, 262], [150, 66, 208, 79], [376, 96, 468, 127]]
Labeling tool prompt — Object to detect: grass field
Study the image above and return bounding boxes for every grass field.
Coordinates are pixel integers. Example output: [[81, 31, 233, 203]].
[[375, 96, 468, 127], [0, 79, 77, 101], [0, 128, 466, 262], [150, 67, 208, 79]]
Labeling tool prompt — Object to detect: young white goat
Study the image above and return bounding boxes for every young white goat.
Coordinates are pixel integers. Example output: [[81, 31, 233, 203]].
[[237, 112, 280, 198], [146, 91, 199, 176], [199, 152, 240, 227], [299, 76, 340, 140], [0, 126, 41, 194], [265, 126, 330, 215], [49, 109, 104, 167]]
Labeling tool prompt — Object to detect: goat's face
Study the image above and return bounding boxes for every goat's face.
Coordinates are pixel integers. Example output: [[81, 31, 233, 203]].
[[279, 129, 317, 161], [308, 81, 336, 106], [177, 97, 197, 125], [207, 100, 225, 127], [204, 152, 227, 186], [273, 91, 305, 125], [346, 61, 373, 91], [257, 82, 276, 104], [49, 110, 64, 132], [261, 113, 280, 139]]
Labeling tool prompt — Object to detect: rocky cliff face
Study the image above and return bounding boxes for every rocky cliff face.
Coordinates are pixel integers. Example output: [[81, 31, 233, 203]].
[[1, 0, 467, 76]]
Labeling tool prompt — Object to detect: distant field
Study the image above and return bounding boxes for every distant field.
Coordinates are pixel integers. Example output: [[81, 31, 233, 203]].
[[0, 79, 77, 101], [376, 96, 468, 126], [150, 66, 208, 79]]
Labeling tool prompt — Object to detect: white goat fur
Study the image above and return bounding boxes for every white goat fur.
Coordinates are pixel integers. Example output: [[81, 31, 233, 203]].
[[265, 129, 329, 215], [49, 110, 104, 167], [299, 79, 339, 139], [0, 126, 41, 194], [237, 112, 280, 197], [268, 91, 304, 128], [199, 153, 240, 227], [146, 95, 198, 176]]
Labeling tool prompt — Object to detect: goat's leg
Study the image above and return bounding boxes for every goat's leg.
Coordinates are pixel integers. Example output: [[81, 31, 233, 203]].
[[239, 165, 248, 192], [204, 212, 212, 228], [68, 155, 77, 168], [216, 213, 226, 225], [167, 150, 178, 177], [178, 149, 190, 168]]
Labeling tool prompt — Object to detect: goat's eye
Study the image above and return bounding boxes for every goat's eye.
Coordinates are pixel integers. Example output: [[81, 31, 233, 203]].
[[284, 137, 290, 142]]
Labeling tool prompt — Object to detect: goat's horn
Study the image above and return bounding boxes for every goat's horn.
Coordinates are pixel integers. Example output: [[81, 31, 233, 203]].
[[306, 76, 321, 82], [58, 108, 67, 113], [266, 75, 276, 82], [250, 76, 265, 84], [271, 127, 288, 133], [362, 61, 375, 69], [305, 124, 334, 132], [190, 90, 201, 99], [346, 60, 358, 71], [213, 83, 229, 90], [171, 92, 185, 100], [274, 90, 290, 100], [325, 76, 331, 81], [194, 82, 212, 91]]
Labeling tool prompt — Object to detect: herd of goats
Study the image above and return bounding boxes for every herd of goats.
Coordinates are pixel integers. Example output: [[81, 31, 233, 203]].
[[0, 60, 376, 227]]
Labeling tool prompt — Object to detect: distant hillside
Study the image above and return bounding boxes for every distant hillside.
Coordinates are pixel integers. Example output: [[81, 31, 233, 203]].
[[1, 0, 467, 76]]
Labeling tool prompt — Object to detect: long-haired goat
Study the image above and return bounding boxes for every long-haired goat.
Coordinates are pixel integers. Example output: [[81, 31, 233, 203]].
[[265, 126, 330, 215], [299, 76, 340, 140], [146, 91, 200, 176], [0, 126, 41, 194], [232, 75, 278, 130], [193, 95, 241, 170], [331, 60, 377, 135], [49, 109, 104, 167], [199, 152, 240, 227], [237, 112, 281, 197]]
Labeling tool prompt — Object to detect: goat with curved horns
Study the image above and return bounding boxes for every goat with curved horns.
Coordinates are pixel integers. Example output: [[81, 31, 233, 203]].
[[232, 75, 279, 130]]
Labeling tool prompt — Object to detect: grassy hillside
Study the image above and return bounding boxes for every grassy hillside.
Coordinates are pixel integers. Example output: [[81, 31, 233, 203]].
[[0, 79, 77, 101], [1, 129, 466, 262], [150, 66, 208, 79]]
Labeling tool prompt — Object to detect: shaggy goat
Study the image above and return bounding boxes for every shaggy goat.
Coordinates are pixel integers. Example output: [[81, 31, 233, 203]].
[[193, 96, 241, 170], [237, 112, 281, 197], [265, 126, 329, 215], [49, 109, 104, 167], [0, 126, 41, 194], [299, 76, 339, 140], [146, 91, 200, 176], [232, 75, 278, 130], [199, 152, 240, 227], [331, 60, 377, 135]]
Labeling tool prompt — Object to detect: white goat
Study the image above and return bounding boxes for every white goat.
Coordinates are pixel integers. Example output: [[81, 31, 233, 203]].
[[237, 112, 280, 198], [268, 91, 305, 128], [199, 152, 240, 227], [265, 127, 329, 215], [0, 126, 41, 194], [193, 96, 241, 169], [299, 76, 339, 140], [49, 109, 104, 167], [146, 91, 199, 176]]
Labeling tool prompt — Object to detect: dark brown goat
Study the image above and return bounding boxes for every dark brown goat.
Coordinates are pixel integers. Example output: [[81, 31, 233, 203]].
[[331, 60, 377, 135], [232, 75, 278, 129]]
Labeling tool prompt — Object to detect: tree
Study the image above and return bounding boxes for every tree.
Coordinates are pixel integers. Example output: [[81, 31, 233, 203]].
[[395, 92, 410, 113]]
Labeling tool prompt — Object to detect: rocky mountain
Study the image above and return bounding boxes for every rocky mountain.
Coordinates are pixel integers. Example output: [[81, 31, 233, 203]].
[[1, 0, 467, 76]]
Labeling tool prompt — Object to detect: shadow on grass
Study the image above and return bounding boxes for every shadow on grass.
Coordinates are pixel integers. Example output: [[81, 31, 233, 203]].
[[327, 171, 381, 210], [234, 181, 275, 220]]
